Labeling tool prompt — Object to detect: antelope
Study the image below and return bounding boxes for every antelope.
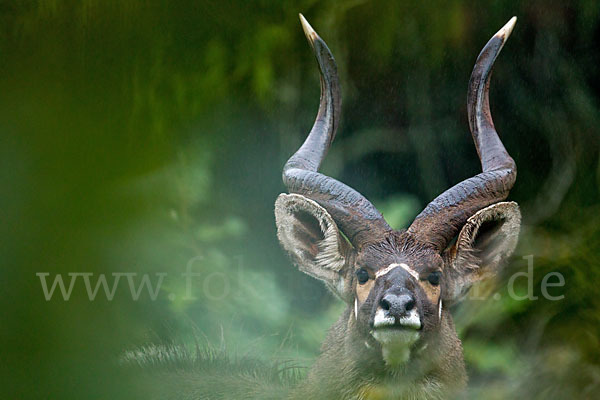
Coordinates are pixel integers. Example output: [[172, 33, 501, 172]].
[[275, 15, 521, 399]]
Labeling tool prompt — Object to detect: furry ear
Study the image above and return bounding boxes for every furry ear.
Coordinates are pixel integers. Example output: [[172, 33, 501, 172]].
[[443, 202, 521, 304], [274, 193, 353, 301]]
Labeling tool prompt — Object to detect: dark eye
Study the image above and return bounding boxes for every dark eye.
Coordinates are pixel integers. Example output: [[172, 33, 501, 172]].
[[427, 271, 441, 286], [356, 268, 370, 285]]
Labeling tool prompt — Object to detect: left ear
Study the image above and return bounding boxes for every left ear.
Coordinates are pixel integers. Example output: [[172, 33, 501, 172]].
[[274, 193, 354, 302], [443, 202, 521, 304]]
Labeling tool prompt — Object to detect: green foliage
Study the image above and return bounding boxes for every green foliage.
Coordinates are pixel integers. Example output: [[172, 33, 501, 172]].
[[123, 343, 300, 399], [2, 0, 600, 399]]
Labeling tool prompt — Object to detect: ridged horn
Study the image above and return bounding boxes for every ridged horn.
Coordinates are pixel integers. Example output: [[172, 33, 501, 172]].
[[282, 14, 392, 248], [408, 17, 518, 251]]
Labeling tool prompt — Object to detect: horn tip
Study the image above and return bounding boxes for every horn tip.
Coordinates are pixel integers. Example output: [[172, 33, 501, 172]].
[[495, 16, 517, 41], [299, 13, 319, 44]]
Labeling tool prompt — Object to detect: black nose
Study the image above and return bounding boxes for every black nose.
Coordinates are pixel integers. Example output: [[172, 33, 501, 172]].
[[379, 293, 415, 317]]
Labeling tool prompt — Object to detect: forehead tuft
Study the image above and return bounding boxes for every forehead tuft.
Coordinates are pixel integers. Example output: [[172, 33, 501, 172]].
[[357, 233, 443, 272]]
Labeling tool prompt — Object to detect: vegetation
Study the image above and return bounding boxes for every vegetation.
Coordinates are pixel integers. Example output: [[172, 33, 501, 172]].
[[1, 0, 599, 398]]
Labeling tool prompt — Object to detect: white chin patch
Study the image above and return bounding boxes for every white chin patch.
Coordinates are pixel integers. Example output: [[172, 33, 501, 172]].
[[371, 308, 421, 366], [371, 329, 419, 346], [373, 330, 420, 367]]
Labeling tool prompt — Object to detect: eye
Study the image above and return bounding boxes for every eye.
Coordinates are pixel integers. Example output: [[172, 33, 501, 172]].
[[355, 268, 370, 285], [427, 271, 441, 286]]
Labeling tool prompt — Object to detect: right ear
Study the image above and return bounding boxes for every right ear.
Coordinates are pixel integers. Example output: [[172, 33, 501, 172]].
[[275, 193, 353, 301]]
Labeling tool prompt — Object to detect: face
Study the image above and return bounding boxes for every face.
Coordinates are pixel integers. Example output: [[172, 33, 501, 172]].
[[351, 237, 444, 366], [275, 194, 521, 368]]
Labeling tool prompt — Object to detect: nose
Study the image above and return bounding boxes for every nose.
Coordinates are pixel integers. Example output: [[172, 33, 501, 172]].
[[379, 293, 415, 317]]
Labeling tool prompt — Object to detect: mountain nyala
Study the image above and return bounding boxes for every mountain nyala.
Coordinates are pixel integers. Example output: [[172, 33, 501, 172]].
[[130, 14, 521, 400], [274, 14, 521, 399]]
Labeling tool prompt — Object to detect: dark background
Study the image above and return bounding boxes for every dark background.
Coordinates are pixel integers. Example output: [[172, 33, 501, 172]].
[[1, 0, 599, 398]]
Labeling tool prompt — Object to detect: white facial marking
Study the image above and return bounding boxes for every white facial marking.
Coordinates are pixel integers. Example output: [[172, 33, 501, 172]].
[[375, 263, 419, 281], [354, 297, 358, 320], [373, 308, 421, 330], [438, 300, 443, 320], [369, 263, 423, 367], [375, 263, 398, 278], [373, 308, 395, 328], [397, 263, 420, 280]]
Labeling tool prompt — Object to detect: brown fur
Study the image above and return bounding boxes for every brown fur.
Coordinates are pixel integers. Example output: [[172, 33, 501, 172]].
[[274, 18, 521, 399], [275, 195, 521, 399], [289, 307, 466, 400]]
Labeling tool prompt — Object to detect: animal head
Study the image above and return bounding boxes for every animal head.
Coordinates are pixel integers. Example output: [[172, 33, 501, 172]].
[[275, 14, 520, 367]]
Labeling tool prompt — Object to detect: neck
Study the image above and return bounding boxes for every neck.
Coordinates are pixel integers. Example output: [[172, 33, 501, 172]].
[[290, 307, 467, 400]]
